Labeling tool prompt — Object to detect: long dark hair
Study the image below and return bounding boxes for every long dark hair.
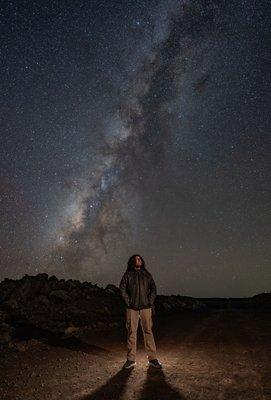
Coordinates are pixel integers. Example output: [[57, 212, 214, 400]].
[[126, 254, 150, 273]]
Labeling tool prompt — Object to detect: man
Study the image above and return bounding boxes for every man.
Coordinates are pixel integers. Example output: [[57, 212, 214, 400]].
[[119, 254, 162, 369]]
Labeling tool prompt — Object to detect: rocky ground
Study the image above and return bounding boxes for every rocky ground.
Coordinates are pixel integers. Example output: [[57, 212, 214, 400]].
[[0, 274, 270, 399]]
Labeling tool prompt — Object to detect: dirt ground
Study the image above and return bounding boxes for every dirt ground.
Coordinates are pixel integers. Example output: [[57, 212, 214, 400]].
[[0, 308, 271, 400]]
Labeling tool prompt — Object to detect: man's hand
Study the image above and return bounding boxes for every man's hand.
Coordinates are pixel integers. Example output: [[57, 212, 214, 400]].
[[148, 275, 157, 306], [119, 272, 130, 308], [151, 304, 156, 317]]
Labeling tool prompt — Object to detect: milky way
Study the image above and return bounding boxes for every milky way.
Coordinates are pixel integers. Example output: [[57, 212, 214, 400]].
[[1, 0, 270, 296]]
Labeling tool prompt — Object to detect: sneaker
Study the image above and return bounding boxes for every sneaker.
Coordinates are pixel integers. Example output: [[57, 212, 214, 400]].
[[123, 359, 136, 369], [148, 359, 162, 368]]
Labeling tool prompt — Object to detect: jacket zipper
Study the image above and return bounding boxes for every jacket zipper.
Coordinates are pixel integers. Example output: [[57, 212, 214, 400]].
[[138, 271, 140, 309]]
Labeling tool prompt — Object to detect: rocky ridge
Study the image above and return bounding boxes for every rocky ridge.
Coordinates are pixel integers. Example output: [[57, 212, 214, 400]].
[[0, 273, 205, 350]]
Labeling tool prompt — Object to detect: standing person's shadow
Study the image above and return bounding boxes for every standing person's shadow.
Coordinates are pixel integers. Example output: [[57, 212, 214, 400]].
[[79, 366, 185, 400], [80, 368, 133, 400], [139, 366, 186, 400]]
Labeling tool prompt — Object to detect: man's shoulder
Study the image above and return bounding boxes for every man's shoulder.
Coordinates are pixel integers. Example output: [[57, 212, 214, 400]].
[[123, 269, 133, 277], [143, 269, 153, 278]]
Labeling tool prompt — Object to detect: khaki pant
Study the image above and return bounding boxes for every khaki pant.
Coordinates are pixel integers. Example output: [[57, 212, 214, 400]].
[[126, 307, 157, 361]]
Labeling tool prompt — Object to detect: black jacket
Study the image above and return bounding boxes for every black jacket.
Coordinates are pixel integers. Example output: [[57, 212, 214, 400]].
[[119, 268, 157, 310]]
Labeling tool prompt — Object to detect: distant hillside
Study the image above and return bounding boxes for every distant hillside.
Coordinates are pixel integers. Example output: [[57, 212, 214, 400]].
[[197, 294, 271, 309]]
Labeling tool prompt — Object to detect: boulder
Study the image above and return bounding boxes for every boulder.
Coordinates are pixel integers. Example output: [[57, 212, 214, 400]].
[[251, 293, 271, 307], [0, 322, 14, 345], [105, 284, 120, 295], [35, 295, 50, 307], [63, 326, 80, 338], [49, 290, 69, 303]]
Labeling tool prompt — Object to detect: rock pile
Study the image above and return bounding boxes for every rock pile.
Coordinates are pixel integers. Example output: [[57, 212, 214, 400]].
[[251, 292, 271, 308], [0, 273, 204, 348]]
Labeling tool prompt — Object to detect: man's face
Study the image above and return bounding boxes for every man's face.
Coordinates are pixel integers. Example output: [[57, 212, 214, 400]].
[[134, 256, 142, 268]]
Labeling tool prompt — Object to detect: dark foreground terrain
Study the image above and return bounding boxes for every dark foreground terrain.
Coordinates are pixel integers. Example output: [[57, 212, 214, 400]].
[[1, 307, 270, 400]]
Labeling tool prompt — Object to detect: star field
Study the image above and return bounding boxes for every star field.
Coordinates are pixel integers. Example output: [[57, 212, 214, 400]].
[[1, 0, 270, 296]]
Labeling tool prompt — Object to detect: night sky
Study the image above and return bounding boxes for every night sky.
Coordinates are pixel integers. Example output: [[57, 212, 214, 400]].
[[1, 0, 270, 297]]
